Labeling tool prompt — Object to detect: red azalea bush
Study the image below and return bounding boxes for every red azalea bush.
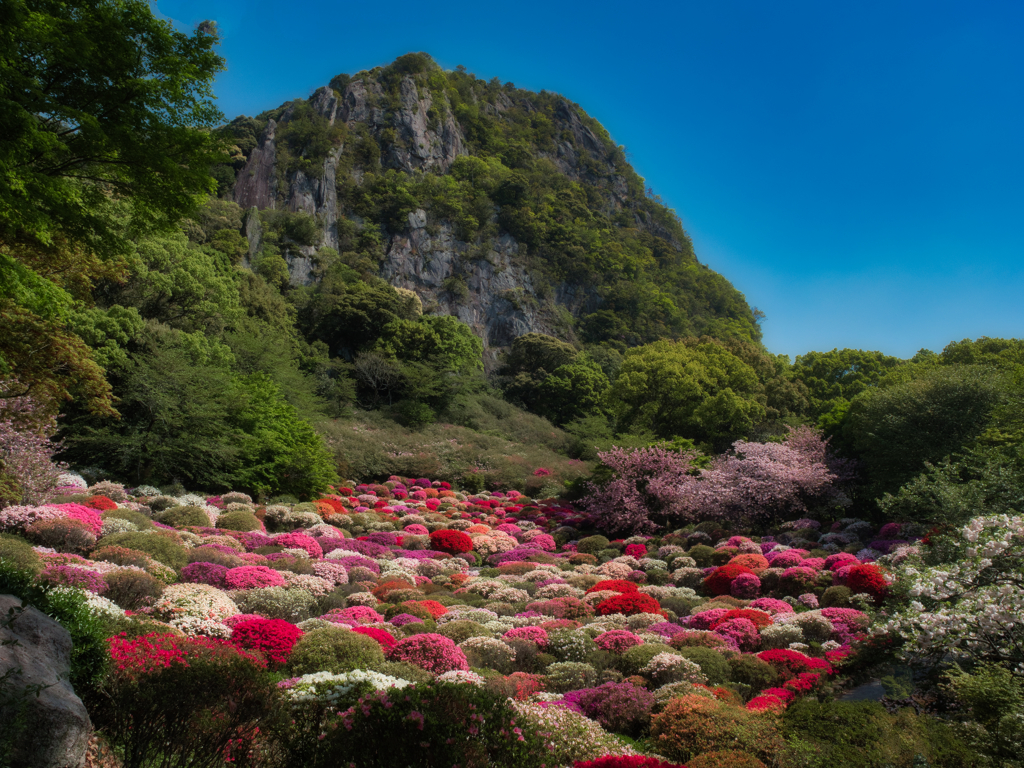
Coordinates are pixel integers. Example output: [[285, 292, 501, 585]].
[[386, 633, 469, 674], [351, 626, 397, 650], [703, 564, 754, 596], [230, 617, 303, 666], [595, 592, 662, 617], [756, 649, 832, 681], [429, 529, 474, 555], [413, 599, 448, 619], [624, 543, 647, 558], [586, 579, 639, 595], [86, 495, 118, 511], [845, 563, 889, 604], [108, 632, 267, 680]]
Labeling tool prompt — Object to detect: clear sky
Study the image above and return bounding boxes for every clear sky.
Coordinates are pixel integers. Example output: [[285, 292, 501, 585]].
[[157, 0, 1024, 361]]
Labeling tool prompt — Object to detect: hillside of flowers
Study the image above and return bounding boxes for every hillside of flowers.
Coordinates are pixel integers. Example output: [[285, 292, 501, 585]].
[[3, 456, 1010, 768]]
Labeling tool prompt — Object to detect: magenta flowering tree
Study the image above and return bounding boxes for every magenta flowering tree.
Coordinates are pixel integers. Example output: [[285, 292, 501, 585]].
[[0, 381, 67, 505], [582, 446, 697, 535]]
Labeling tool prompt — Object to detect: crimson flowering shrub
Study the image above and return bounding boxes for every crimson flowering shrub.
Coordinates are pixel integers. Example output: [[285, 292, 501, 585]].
[[429, 529, 474, 554], [98, 632, 277, 768], [845, 563, 889, 604], [387, 632, 469, 674], [575, 759, 685, 768], [86, 495, 118, 511], [624, 543, 647, 558], [595, 592, 662, 617], [703, 564, 754, 596], [586, 579, 639, 595], [230, 617, 303, 666], [351, 626, 397, 650], [756, 649, 832, 681]]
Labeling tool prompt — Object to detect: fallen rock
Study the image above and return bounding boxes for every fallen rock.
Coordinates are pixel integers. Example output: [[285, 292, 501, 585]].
[[0, 594, 92, 768]]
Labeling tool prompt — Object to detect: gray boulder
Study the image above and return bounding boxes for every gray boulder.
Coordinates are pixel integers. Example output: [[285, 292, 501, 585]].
[[0, 594, 92, 768]]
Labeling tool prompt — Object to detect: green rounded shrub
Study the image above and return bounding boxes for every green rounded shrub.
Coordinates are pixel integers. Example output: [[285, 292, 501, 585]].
[[98, 532, 189, 570], [288, 626, 386, 675], [686, 544, 717, 568], [674, 647, 731, 685], [436, 620, 490, 645], [215, 510, 262, 532], [101, 509, 154, 529], [104, 570, 166, 611], [0, 534, 42, 573], [157, 505, 209, 529], [728, 655, 777, 694], [577, 535, 610, 555], [545, 661, 598, 693], [618, 643, 680, 677], [821, 585, 853, 608]]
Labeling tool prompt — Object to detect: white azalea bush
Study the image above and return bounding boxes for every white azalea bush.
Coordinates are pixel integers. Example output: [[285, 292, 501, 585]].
[[878, 514, 1024, 675]]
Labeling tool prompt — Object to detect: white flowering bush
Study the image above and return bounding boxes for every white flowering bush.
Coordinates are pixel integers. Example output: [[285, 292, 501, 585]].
[[879, 514, 1024, 675], [509, 700, 639, 765], [234, 586, 316, 622], [280, 669, 411, 706], [641, 652, 706, 686]]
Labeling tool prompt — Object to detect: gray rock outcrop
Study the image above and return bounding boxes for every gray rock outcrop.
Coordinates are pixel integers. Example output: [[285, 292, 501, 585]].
[[0, 595, 92, 768]]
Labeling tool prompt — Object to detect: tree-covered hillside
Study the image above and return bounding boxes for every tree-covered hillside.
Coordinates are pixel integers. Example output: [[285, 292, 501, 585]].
[[213, 52, 762, 360]]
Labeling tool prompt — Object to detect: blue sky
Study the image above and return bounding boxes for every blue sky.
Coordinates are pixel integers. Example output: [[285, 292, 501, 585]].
[[157, 0, 1024, 360]]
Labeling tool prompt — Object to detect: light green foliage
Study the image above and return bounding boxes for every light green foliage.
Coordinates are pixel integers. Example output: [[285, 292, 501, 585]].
[[608, 338, 767, 449], [231, 374, 339, 498], [65, 305, 144, 372], [375, 315, 483, 373]]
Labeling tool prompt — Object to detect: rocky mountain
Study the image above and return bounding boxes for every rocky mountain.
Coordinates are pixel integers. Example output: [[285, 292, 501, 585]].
[[213, 53, 760, 366]]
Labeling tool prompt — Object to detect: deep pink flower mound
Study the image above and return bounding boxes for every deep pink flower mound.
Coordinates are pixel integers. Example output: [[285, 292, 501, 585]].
[[624, 543, 647, 558], [712, 618, 760, 651], [224, 565, 286, 590], [108, 632, 266, 680], [352, 626, 397, 650], [387, 633, 468, 674], [53, 504, 103, 535], [181, 561, 229, 587], [574, 756, 686, 768], [825, 552, 860, 572], [845, 563, 889, 604], [503, 626, 549, 648], [593, 630, 643, 653], [748, 598, 793, 616], [703, 564, 754, 596], [686, 608, 730, 630], [729, 572, 762, 599], [768, 550, 805, 569], [585, 580, 639, 596], [595, 592, 662, 617], [273, 533, 323, 559], [327, 606, 385, 624], [230, 617, 303, 666], [403, 524, 429, 536], [428, 529, 474, 555]]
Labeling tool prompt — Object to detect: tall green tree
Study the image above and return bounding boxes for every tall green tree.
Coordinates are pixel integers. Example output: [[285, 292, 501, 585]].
[[0, 0, 226, 414]]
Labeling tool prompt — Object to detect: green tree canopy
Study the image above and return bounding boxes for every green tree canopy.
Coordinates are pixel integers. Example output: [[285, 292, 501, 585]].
[[608, 338, 767, 449]]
